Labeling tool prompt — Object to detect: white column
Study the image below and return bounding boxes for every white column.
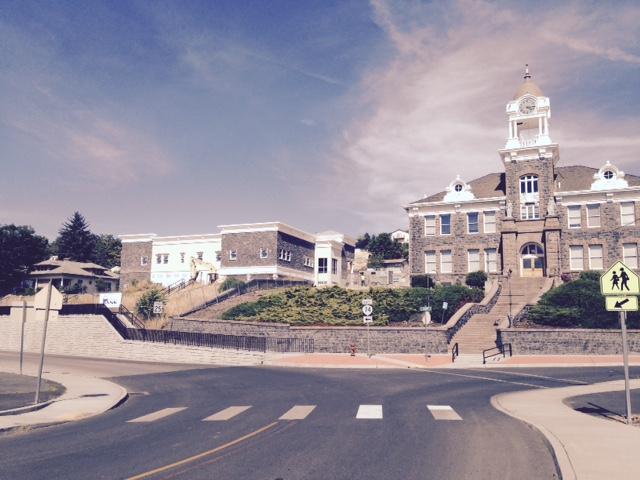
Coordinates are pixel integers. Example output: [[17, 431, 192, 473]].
[[513, 122, 518, 138], [508, 121, 512, 139], [544, 116, 549, 135], [538, 117, 542, 135]]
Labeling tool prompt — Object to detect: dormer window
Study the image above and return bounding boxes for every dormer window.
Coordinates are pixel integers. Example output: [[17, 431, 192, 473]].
[[443, 176, 475, 202], [454, 184, 463, 192], [591, 161, 628, 190], [603, 170, 614, 180]]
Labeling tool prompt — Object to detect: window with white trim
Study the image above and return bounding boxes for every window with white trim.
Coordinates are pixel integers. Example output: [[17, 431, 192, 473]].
[[621, 202, 635, 227], [424, 215, 436, 236], [520, 175, 539, 194], [279, 249, 291, 261], [588, 245, 603, 270], [569, 245, 584, 271], [586, 204, 601, 228], [229, 250, 237, 261], [483, 211, 496, 233], [425, 251, 436, 274], [318, 258, 328, 274], [156, 254, 162, 264], [215, 251, 221, 262], [180, 252, 185, 264], [303, 256, 313, 267], [520, 202, 539, 220], [468, 249, 480, 272], [260, 248, 268, 259], [440, 214, 451, 235], [623, 243, 638, 269], [331, 258, 338, 274], [467, 212, 479, 234], [440, 250, 452, 273], [485, 248, 497, 273], [140, 256, 148, 266], [162, 254, 169, 264], [567, 205, 581, 229], [197, 251, 203, 261]]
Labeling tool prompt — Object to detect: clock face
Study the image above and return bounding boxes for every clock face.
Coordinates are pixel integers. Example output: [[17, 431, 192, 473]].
[[518, 97, 536, 114]]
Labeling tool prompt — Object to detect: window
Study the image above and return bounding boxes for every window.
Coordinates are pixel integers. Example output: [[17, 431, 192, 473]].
[[318, 258, 328, 274], [569, 245, 584, 271], [303, 256, 313, 268], [140, 256, 148, 266], [162, 254, 169, 264], [229, 250, 237, 261], [623, 243, 638, 269], [586, 204, 601, 228], [260, 248, 268, 259], [519, 175, 539, 194], [279, 249, 292, 262], [468, 249, 481, 272], [215, 251, 222, 262], [180, 252, 185, 264], [484, 211, 496, 233], [621, 202, 635, 226], [440, 214, 451, 235], [567, 205, 581, 228], [467, 212, 479, 234], [454, 183, 463, 192], [197, 251, 204, 261], [156, 254, 162, 264], [424, 215, 436, 236], [332, 258, 338, 274], [520, 202, 539, 220], [440, 250, 452, 273], [588, 245, 603, 270], [603, 170, 614, 180], [485, 248, 497, 273], [287, 251, 292, 262], [279, 249, 285, 260], [425, 251, 436, 274]]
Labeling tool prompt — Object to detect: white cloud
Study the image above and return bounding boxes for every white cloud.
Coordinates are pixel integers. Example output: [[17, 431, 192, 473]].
[[330, 0, 640, 231]]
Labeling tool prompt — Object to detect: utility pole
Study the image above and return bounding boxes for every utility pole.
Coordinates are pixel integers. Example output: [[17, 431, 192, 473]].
[[34, 281, 53, 405]]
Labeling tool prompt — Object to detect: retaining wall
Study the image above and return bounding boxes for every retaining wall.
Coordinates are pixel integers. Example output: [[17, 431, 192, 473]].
[[169, 318, 449, 354], [0, 314, 263, 366], [499, 328, 640, 355]]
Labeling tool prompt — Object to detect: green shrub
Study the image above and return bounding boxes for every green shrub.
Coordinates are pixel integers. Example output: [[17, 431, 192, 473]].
[[220, 278, 246, 292], [410, 274, 435, 288], [465, 271, 488, 289], [527, 273, 640, 328], [136, 288, 166, 319]]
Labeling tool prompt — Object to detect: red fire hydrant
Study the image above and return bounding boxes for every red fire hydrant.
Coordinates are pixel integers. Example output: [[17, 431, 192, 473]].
[[349, 343, 357, 356]]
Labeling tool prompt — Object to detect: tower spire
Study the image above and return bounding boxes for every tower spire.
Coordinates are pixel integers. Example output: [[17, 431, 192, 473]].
[[524, 63, 531, 80]]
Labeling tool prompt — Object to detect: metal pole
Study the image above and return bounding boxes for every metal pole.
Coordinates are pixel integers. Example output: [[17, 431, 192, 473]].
[[620, 311, 632, 425], [19, 299, 27, 375], [34, 281, 53, 404], [367, 323, 371, 358]]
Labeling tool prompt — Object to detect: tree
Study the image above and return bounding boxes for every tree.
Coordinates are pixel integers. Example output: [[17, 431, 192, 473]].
[[367, 233, 404, 266], [93, 234, 122, 269], [355, 233, 372, 249], [465, 271, 488, 289], [136, 288, 166, 319], [0, 225, 49, 295], [53, 212, 97, 262]]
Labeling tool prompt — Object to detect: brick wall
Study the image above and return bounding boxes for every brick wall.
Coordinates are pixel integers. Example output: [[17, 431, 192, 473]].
[[499, 328, 640, 354], [120, 241, 152, 290], [169, 318, 449, 354], [0, 314, 263, 366]]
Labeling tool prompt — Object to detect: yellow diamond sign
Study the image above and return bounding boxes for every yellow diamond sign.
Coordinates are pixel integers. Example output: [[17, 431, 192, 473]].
[[605, 296, 639, 312], [600, 261, 640, 296]]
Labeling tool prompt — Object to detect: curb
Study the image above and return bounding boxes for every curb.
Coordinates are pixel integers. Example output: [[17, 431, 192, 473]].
[[0, 400, 54, 417]]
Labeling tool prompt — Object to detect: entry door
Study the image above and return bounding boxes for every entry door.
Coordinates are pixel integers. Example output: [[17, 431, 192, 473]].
[[521, 255, 544, 277]]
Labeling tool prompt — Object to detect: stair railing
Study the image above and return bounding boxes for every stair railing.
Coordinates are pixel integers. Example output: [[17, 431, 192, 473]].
[[161, 278, 196, 296], [119, 304, 145, 329], [482, 343, 512, 364], [451, 343, 459, 363]]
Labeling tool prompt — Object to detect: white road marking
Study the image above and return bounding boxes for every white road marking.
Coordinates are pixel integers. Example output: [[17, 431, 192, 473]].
[[467, 369, 588, 385], [203, 406, 252, 421], [427, 405, 462, 421], [356, 404, 383, 419], [420, 369, 548, 389], [279, 405, 316, 420], [127, 407, 187, 423]]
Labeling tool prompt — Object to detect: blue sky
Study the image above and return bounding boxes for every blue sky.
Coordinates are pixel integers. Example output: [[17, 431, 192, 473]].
[[1, 0, 639, 239]]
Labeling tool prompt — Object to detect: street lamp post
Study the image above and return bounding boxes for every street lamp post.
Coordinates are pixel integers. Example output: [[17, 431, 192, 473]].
[[507, 269, 513, 327]]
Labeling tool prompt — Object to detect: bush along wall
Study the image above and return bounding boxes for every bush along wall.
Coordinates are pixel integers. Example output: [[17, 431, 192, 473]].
[[526, 271, 640, 329], [221, 285, 484, 326]]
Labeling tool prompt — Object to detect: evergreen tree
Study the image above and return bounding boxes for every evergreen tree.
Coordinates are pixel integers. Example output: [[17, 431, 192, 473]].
[[0, 225, 49, 294], [93, 234, 122, 269], [355, 233, 372, 249], [53, 212, 97, 262]]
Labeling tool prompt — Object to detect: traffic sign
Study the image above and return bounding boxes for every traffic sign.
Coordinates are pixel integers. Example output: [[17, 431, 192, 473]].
[[362, 298, 373, 306], [442, 302, 448, 310], [420, 306, 432, 312], [363, 316, 373, 324], [600, 261, 639, 296], [605, 296, 639, 312], [152, 302, 164, 314], [362, 304, 373, 316]]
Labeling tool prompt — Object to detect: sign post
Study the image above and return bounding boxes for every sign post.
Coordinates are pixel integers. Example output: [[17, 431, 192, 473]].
[[19, 299, 27, 375], [362, 299, 373, 357], [35, 281, 53, 405], [420, 306, 432, 359], [600, 260, 639, 425], [441, 302, 448, 324]]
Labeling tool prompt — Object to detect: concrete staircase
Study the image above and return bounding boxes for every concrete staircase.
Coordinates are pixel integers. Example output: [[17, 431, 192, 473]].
[[450, 277, 547, 355]]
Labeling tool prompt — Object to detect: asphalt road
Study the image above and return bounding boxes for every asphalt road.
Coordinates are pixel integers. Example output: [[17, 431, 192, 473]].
[[1, 364, 639, 480]]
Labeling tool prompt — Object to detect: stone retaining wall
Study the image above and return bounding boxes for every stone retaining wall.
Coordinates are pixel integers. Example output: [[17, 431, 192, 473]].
[[169, 318, 448, 354], [0, 314, 263, 366], [499, 328, 640, 355]]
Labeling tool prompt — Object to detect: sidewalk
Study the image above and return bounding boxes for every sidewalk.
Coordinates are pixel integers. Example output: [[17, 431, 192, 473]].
[[265, 353, 640, 369], [493, 379, 640, 480], [0, 372, 65, 412]]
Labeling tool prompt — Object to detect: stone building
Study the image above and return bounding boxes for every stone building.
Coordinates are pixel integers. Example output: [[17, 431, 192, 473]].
[[406, 67, 640, 283]]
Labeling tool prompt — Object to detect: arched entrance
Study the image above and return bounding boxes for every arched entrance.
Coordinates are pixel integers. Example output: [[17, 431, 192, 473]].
[[521, 243, 544, 277]]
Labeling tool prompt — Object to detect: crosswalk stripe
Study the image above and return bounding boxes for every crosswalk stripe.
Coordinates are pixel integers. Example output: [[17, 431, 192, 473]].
[[427, 405, 462, 421], [279, 405, 316, 420], [356, 404, 383, 419], [127, 407, 187, 423], [203, 406, 252, 421]]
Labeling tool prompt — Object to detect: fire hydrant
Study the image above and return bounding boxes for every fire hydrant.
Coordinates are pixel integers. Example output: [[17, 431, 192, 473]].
[[349, 343, 357, 356]]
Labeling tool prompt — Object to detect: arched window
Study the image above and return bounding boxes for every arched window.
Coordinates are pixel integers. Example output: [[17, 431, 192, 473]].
[[520, 175, 539, 194], [521, 244, 543, 256]]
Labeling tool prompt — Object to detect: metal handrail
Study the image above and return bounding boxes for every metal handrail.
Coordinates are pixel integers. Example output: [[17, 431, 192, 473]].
[[482, 343, 512, 364], [451, 343, 459, 363], [119, 304, 145, 329], [161, 278, 196, 296]]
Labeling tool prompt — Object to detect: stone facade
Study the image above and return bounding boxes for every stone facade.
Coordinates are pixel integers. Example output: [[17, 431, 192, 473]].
[[119, 240, 152, 290], [499, 328, 640, 355], [221, 231, 278, 271], [276, 232, 315, 274]]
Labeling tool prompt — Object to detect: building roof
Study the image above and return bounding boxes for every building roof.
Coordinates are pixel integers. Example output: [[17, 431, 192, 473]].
[[410, 172, 506, 204], [29, 259, 118, 280], [513, 78, 544, 100], [556, 165, 640, 192]]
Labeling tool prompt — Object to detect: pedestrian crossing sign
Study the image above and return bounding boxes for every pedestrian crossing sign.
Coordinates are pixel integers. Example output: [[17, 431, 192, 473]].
[[600, 261, 639, 296]]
